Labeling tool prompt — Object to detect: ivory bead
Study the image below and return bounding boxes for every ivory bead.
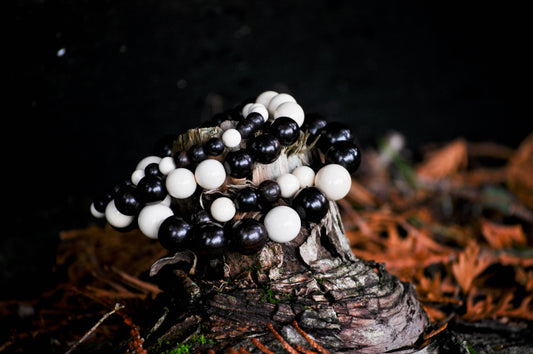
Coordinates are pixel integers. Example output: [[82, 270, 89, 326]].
[[314, 164, 351, 201], [131, 169, 145, 185], [222, 128, 242, 149], [248, 103, 269, 121], [90, 202, 105, 218], [242, 102, 254, 117], [264, 206, 301, 243], [255, 90, 278, 107], [105, 200, 134, 229], [291, 166, 315, 188], [166, 168, 197, 199], [138, 204, 174, 239], [135, 155, 161, 171], [274, 101, 305, 127], [210, 197, 236, 222], [276, 173, 301, 198], [194, 159, 226, 190], [159, 156, 177, 175], [267, 93, 296, 115]]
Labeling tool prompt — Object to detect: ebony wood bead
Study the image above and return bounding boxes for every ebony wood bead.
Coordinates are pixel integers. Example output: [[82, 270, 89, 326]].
[[92, 192, 113, 213], [224, 150, 254, 178], [234, 187, 259, 211], [158, 216, 192, 252], [292, 187, 328, 223], [258, 180, 281, 206], [187, 144, 207, 163], [249, 133, 281, 164], [236, 119, 257, 139], [192, 222, 226, 258], [173, 151, 191, 169], [325, 141, 361, 174], [318, 122, 353, 152], [269, 117, 300, 146], [190, 209, 213, 224], [204, 137, 225, 156], [231, 218, 268, 255], [114, 185, 143, 216], [245, 112, 265, 129], [144, 162, 162, 177], [301, 113, 327, 144], [137, 175, 167, 203]]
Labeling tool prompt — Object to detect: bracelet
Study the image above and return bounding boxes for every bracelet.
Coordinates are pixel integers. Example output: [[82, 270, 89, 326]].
[[90, 90, 361, 259]]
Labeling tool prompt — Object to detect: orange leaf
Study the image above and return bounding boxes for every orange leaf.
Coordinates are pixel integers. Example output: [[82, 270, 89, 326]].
[[451, 241, 493, 294], [480, 219, 527, 249], [416, 139, 468, 181]]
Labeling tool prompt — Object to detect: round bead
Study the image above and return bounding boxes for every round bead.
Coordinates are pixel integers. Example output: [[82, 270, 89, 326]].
[[276, 173, 301, 198], [242, 102, 254, 118], [90, 203, 105, 218], [190, 209, 213, 224], [267, 93, 296, 116], [210, 197, 236, 223], [204, 137, 225, 156], [131, 170, 145, 185], [187, 144, 207, 164], [269, 117, 300, 146], [249, 134, 281, 164], [245, 112, 265, 129], [301, 113, 327, 144], [318, 122, 353, 152], [264, 206, 301, 243], [114, 185, 143, 215], [166, 168, 197, 199], [222, 128, 242, 149], [314, 164, 351, 201], [173, 151, 191, 169], [248, 103, 269, 121], [325, 141, 361, 174], [234, 187, 259, 211], [291, 166, 315, 188], [236, 119, 257, 139], [138, 204, 174, 239], [192, 222, 226, 258], [194, 159, 226, 189], [158, 216, 192, 252], [144, 162, 162, 177], [274, 102, 305, 127], [136, 155, 162, 171], [292, 187, 328, 223], [224, 150, 254, 178], [137, 175, 167, 203], [258, 180, 281, 206], [231, 218, 268, 255], [92, 192, 113, 213], [105, 200, 135, 229], [159, 156, 177, 175], [256, 90, 278, 107]]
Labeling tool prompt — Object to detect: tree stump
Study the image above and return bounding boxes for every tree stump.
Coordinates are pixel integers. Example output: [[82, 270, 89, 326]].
[[142, 126, 432, 353]]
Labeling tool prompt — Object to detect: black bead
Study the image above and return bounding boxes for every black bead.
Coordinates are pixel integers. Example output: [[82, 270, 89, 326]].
[[234, 187, 259, 211], [187, 144, 207, 164], [231, 218, 268, 255], [224, 150, 254, 178], [269, 117, 300, 146], [137, 175, 167, 203], [236, 119, 257, 139], [192, 222, 226, 258], [153, 134, 176, 157], [318, 122, 353, 152], [258, 180, 281, 206], [173, 151, 191, 169], [190, 209, 213, 224], [301, 113, 327, 144], [144, 162, 162, 177], [249, 134, 281, 164], [204, 137, 225, 156], [158, 216, 192, 252], [325, 141, 362, 174], [292, 187, 328, 223], [114, 185, 143, 216], [112, 179, 134, 197], [93, 192, 113, 213], [245, 112, 264, 129]]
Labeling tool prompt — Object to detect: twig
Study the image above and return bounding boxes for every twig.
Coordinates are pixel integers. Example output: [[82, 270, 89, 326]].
[[291, 321, 330, 354], [267, 322, 299, 354]]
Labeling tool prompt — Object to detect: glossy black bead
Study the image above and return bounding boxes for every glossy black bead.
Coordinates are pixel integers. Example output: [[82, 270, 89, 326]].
[[153, 134, 176, 157], [144, 162, 162, 177], [192, 222, 226, 258], [187, 144, 207, 164], [204, 137, 225, 156], [249, 134, 281, 164], [112, 179, 134, 197], [292, 187, 328, 223], [245, 112, 265, 129], [93, 192, 113, 213], [234, 187, 259, 211], [231, 218, 268, 255], [258, 180, 281, 205], [236, 119, 257, 139], [301, 113, 327, 144], [114, 185, 143, 216], [173, 151, 191, 169], [318, 122, 353, 152], [325, 141, 361, 174], [137, 175, 167, 203], [158, 216, 192, 252], [224, 150, 254, 178], [269, 117, 300, 146], [190, 209, 213, 224]]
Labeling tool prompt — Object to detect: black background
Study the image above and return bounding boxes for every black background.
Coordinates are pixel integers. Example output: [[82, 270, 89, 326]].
[[6, 0, 530, 297]]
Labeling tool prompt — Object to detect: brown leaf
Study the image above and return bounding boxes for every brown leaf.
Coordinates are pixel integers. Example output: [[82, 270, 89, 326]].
[[416, 139, 468, 181], [480, 219, 527, 249], [451, 241, 493, 294]]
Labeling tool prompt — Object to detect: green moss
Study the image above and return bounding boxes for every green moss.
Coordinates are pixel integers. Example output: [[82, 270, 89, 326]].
[[151, 335, 214, 354]]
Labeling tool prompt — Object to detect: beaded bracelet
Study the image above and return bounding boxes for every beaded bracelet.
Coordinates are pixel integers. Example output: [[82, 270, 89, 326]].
[[90, 90, 361, 259]]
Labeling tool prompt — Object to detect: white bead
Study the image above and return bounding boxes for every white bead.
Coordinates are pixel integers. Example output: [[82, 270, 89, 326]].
[[314, 164, 351, 201], [135, 155, 161, 171], [138, 204, 174, 239], [90, 203, 105, 218], [159, 156, 176, 175], [248, 103, 269, 121], [105, 200, 134, 229], [166, 168, 197, 199], [242, 102, 254, 117], [264, 206, 301, 243], [210, 197, 236, 222], [255, 90, 278, 107], [267, 93, 296, 116], [194, 159, 226, 190], [274, 101, 305, 127], [276, 173, 301, 198], [292, 166, 315, 188], [222, 128, 242, 148], [131, 169, 145, 185], [148, 194, 172, 207]]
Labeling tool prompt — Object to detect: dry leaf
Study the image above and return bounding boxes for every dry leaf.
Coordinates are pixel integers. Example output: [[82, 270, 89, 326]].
[[416, 139, 468, 181], [480, 219, 527, 249]]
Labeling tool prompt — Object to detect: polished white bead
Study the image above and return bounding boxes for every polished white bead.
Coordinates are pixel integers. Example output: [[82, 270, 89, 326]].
[[210, 197, 236, 222], [242, 102, 254, 117], [264, 206, 301, 243], [248, 103, 269, 121], [159, 156, 176, 175], [274, 101, 305, 127], [222, 128, 242, 148], [166, 168, 197, 199], [131, 169, 145, 185], [135, 155, 161, 171], [255, 90, 278, 107], [90, 203, 105, 218], [267, 93, 296, 116], [314, 164, 351, 201], [105, 200, 134, 228], [138, 204, 174, 239], [276, 173, 301, 198], [148, 194, 172, 207], [291, 166, 315, 188], [194, 159, 226, 189]]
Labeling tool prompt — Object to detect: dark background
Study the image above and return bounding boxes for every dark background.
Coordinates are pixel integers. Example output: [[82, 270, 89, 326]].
[[6, 0, 530, 298]]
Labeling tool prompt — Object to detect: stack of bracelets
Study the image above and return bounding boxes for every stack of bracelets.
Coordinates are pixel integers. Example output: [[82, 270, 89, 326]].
[[90, 90, 361, 259]]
